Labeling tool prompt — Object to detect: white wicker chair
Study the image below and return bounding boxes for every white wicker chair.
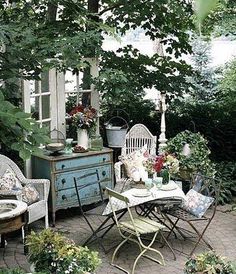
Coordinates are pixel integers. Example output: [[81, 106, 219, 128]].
[[0, 154, 50, 238], [114, 124, 157, 181]]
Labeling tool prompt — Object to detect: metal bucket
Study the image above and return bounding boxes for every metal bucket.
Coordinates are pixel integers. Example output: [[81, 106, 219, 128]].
[[105, 116, 128, 148]]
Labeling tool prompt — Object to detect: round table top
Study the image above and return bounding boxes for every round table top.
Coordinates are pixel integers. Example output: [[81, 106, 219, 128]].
[[0, 199, 27, 220]]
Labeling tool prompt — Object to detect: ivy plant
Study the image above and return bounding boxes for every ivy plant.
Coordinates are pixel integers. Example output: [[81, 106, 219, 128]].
[[164, 130, 216, 178], [0, 91, 50, 160], [184, 251, 236, 274]]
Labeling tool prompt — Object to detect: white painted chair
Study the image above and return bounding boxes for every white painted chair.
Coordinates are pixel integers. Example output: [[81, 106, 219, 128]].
[[0, 154, 50, 239], [114, 124, 157, 181]]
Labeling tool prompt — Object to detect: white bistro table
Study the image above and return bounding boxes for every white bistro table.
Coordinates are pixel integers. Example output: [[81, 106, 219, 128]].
[[103, 181, 186, 216]]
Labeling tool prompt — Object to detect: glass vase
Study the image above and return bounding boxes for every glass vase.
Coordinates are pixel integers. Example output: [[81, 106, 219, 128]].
[[90, 134, 103, 151], [160, 169, 170, 185]]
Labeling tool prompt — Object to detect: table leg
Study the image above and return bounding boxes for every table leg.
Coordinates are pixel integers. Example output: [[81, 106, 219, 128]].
[[0, 234, 6, 248]]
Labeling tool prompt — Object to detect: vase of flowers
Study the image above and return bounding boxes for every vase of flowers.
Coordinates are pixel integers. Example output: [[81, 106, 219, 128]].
[[152, 153, 179, 185], [69, 105, 97, 149]]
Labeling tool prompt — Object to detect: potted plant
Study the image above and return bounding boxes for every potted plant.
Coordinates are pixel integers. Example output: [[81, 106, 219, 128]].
[[164, 130, 216, 181], [184, 251, 236, 274], [26, 229, 101, 274]]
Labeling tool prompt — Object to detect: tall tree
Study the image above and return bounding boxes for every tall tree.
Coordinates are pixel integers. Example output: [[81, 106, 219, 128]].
[[0, 0, 195, 156], [185, 37, 219, 102]]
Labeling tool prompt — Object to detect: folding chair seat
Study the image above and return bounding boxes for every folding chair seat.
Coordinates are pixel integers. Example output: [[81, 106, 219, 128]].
[[73, 171, 126, 253], [163, 173, 221, 256], [106, 188, 166, 274]]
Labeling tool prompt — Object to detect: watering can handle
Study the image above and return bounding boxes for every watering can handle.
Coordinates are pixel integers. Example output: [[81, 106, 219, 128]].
[[109, 109, 130, 122]]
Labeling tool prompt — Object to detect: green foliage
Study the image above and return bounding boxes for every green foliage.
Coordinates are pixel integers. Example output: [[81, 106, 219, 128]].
[[201, 0, 236, 37], [98, 0, 195, 123], [218, 58, 236, 111], [195, 0, 219, 25], [0, 268, 46, 274], [106, 0, 193, 57], [184, 251, 236, 274], [0, 91, 50, 160], [167, 101, 236, 162], [165, 130, 216, 177], [186, 37, 220, 102], [26, 229, 101, 274], [0, 269, 26, 274], [215, 161, 236, 204]]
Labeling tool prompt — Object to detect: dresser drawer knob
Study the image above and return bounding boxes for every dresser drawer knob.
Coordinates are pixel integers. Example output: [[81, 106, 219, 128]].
[[102, 171, 106, 176], [62, 195, 67, 200], [61, 164, 65, 169], [62, 179, 66, 184], [103, 157, 106, 162]]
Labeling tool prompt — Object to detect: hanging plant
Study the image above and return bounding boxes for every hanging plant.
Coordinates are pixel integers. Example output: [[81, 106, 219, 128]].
[[164, 130, 216, 179]]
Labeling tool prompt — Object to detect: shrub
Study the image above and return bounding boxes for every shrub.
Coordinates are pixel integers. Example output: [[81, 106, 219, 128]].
[[184, 251, 236, 274], [26, 229, 101, 274], [215, 161, 236, 204]]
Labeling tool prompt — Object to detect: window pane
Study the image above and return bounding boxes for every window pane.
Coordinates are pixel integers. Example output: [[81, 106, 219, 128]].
[[42, 94, 50, 119], [30, 97, 39, 120], [41, 72, 49, 93], [42, 121, 50, 132]]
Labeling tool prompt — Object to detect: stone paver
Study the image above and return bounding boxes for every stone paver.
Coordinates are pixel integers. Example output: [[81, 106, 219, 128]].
[[0, 206, 236, 273]]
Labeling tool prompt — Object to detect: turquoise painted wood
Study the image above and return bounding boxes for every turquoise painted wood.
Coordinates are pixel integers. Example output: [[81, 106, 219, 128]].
[[31, 148, 114, 226], [55, 153, 111, 171], [55, 165, 111, 191]]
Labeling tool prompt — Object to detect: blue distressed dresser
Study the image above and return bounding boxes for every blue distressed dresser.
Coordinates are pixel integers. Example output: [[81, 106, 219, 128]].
[[31, 148, 114, 226]]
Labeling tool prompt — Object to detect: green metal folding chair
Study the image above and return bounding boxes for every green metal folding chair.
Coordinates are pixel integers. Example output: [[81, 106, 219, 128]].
[[106, 188, 165, 274], [163, 173, 221, 256]]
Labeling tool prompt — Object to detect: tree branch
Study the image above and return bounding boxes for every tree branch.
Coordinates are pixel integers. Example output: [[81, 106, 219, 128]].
[[99, 2, 125, 15]]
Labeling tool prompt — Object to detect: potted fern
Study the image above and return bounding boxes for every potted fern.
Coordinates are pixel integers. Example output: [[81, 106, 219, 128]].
[[26, 229, 101, 274]]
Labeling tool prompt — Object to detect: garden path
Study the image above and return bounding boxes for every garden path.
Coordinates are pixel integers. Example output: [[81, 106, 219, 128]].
[[0, 204, 236, 274]]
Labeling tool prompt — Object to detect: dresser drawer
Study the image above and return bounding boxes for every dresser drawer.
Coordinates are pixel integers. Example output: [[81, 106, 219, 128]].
[[55, 153, 111, 171], [55, 179, 113, 207], [55, 164, 112, 191]]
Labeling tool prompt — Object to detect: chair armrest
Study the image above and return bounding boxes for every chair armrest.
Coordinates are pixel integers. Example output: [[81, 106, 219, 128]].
[[23, 179, 50, 201], [114, 161, 123, 181]]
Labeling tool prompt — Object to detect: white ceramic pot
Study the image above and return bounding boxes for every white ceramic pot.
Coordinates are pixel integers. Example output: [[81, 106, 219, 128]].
[[77, 129, 89, 149]]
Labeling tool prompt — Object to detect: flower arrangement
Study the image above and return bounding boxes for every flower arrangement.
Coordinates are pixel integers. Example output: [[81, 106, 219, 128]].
[[154, 153, 180, 175], [69, 105, 97, 131], [26, 229, 101, 274], [144, 153, 179, 176]]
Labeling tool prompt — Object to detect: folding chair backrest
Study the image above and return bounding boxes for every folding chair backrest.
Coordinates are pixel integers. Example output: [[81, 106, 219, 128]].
[[106, 188, 136, 230], [74, 170, 104, 210], [191, 173, 221, 217]]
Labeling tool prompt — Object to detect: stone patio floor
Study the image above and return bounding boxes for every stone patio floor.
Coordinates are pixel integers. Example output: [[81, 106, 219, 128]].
[[0, 204, 236, 274]]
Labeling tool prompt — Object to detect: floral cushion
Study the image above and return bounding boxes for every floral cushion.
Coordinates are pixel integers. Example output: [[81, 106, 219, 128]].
[[0, 169, 39, 205], [119, 145, 149, 180], [0, 169, 22, 191], [182, 189, 214, 218], [21, 184, 40, 205]]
